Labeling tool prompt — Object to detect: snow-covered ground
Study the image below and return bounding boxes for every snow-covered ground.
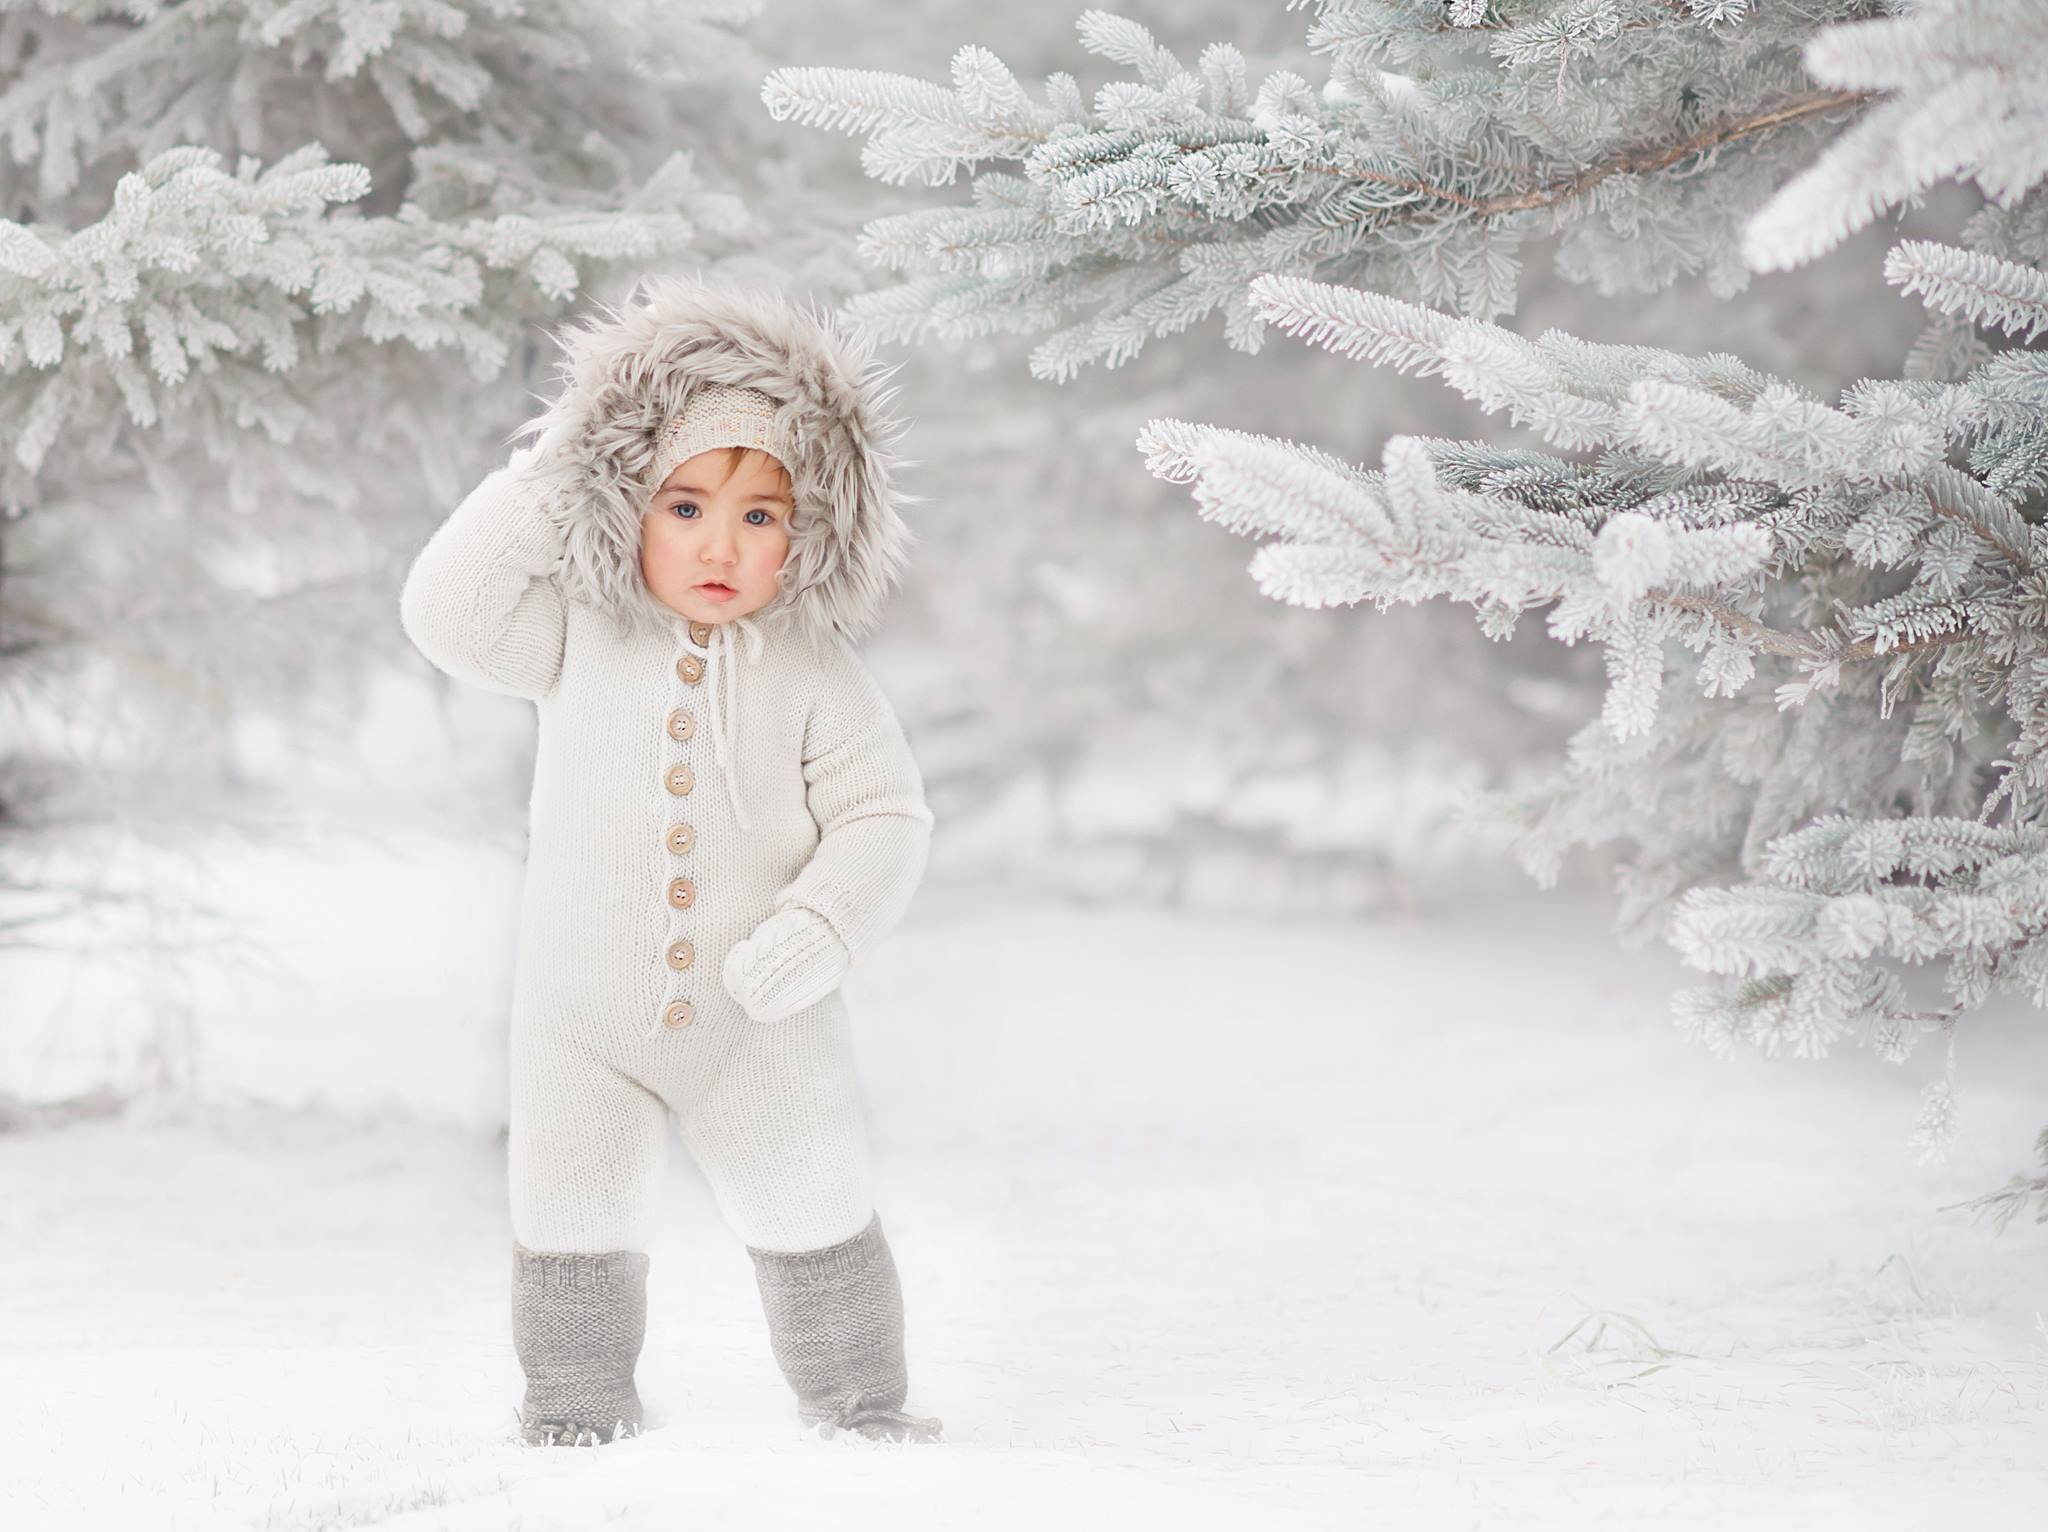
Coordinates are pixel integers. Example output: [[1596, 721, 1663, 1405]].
[[5, 877, 2046, 1530]]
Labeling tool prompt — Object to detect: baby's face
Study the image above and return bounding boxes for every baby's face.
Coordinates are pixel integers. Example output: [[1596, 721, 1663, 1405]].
[[640, 447, 793, 624]]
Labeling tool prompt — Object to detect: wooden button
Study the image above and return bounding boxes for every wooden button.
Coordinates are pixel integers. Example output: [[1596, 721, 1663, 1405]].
[[666, 875, 696, 909], [664, 763, 694, 796], [688, 620, 712, 646], [666, 707, 695, 742], [676, 654, 705, 685], [666, 823, 696, 855], [665, 938, 695, 971], [662, 1000, 694, 1029]]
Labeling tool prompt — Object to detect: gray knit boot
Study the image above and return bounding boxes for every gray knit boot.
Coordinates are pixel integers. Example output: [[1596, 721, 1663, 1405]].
[[746, 1213, 943, 1443], [511, 1244, 651, 1446]]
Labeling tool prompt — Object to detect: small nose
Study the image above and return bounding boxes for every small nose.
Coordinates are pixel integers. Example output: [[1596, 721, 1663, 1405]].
[[700, 520, 737, 563]]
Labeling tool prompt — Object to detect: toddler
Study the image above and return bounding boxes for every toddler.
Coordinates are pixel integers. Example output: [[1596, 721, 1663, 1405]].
[[397, 275, 940, 1445]]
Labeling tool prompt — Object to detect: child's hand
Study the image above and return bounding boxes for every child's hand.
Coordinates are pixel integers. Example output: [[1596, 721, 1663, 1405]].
[[721, 906, 852, 1024]]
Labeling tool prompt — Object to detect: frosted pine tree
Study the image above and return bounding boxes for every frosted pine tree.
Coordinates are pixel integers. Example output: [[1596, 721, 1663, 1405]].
[[763, 2, 2048, 1223]]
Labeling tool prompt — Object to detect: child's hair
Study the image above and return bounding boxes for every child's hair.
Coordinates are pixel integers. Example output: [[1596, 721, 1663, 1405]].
[[689, 445, 794, 499]]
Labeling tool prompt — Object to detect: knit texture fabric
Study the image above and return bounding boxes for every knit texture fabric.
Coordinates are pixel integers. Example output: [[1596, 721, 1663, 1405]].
[[722, 905, 852, 1023], [512, 1245, 650, 1446], [748, 1213, 940, 1441], [649, 382, 795, 495], [398, 460, 934, 1253]]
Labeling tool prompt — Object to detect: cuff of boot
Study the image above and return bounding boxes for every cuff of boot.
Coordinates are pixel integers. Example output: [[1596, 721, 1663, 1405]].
[[745, 1213, 887, 1287], [513, 1246, 651, 1295]]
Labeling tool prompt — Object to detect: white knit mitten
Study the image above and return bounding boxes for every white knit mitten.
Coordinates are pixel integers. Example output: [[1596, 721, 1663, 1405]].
[[722, 906, 852, 1023]]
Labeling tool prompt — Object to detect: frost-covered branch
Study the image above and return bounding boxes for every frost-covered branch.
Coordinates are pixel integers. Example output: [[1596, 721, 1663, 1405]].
[[1884, 240, 2048, 346], [1743, 0, 2048, 271], [0, 142, 702, 495], [0, 0, 761, 199], [765, 3, 1883, 379]]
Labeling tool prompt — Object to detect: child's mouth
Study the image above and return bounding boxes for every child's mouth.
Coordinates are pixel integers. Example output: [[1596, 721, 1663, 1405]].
[[696, 582, 737, 601]]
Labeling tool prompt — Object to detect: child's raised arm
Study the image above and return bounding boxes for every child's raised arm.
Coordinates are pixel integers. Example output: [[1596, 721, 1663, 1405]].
[[772, 635, 936, 961], [398, 448, 568, 702]]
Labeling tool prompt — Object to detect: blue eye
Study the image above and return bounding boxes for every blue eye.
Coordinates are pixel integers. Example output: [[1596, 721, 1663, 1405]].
[[670, 501, 777, 524]]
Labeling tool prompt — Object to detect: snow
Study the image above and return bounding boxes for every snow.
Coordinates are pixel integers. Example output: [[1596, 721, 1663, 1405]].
[[5, 874, 2047, 1530]]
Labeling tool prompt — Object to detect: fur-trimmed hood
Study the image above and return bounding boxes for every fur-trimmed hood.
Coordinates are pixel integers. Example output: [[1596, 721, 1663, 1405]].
[[508, 273, 919, 653]]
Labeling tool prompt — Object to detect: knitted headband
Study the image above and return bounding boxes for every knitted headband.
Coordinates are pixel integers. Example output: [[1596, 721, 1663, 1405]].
[[649, 382, 798, 496]]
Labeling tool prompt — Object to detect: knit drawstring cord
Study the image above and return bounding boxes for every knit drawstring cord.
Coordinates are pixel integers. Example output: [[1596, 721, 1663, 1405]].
[[815, 1389, 945, 1443], [704, 614, 764, 832]]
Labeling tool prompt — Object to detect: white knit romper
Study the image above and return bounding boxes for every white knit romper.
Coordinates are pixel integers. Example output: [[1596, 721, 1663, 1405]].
[[399, 459, 934, 1255]]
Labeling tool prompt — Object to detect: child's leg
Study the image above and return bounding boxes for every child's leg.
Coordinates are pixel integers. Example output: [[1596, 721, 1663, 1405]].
[[674, 1012, 872, 1253], [679, 1017, 941, 1441], [746, 1211, 942, 1440], [508, 1033, 670, 1445], [510, 1245, 649, 1446]]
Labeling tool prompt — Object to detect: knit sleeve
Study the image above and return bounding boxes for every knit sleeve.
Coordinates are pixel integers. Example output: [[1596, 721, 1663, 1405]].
[[398, 449, 568, 702], [771, 635, 935, 963]]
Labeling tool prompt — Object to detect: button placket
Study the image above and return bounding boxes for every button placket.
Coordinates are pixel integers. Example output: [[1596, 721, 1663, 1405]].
[[653, 620, 713, 1037]]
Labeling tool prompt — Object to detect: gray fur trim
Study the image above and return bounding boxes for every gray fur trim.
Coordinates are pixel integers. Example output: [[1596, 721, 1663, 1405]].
[[508, 273, 921, 653]]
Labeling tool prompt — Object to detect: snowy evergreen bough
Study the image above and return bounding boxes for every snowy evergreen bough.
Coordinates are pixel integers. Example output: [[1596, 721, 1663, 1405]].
[[768, 0, 2048, 1224], [763, 1, 1882, 378], [0, 142, 702, 497]]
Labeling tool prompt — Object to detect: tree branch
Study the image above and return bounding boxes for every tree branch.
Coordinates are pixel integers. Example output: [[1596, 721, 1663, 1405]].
[[1478, 89, 1873, 218], [1646, 586, 1982, 664]]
